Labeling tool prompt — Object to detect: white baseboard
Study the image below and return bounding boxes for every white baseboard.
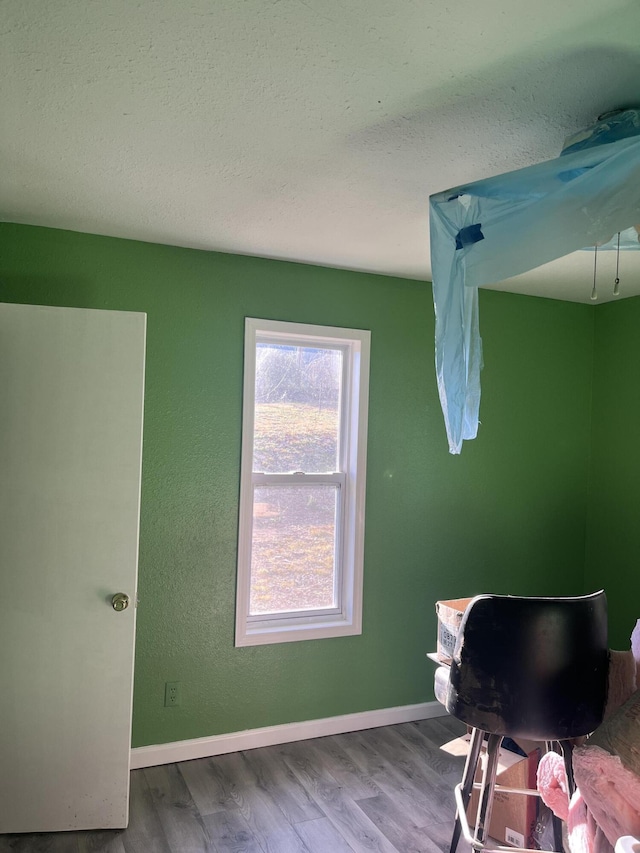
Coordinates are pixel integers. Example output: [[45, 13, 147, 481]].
[[130, 700, 445, 769]]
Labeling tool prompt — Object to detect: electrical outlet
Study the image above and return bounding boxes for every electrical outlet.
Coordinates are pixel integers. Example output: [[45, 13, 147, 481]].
[[164, 681, 181, 707]]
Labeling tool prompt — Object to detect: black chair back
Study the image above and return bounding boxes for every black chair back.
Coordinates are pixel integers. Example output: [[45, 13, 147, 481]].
[[445, 591, 609, 740]]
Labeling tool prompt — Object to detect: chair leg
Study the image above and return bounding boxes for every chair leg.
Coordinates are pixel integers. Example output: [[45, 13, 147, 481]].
[[558, 739, 575, 799], [473, 732, 503, 846], [449, 727, 485, 853], [544, 742, 564, 853], [550, 811, 564, 853]]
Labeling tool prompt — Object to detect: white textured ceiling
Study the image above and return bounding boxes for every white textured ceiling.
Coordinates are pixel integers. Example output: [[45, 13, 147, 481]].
[[3, 0, 640, 303]]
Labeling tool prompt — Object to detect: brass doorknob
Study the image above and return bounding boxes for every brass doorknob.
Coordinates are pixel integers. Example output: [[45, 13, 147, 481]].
[[112, 593, 130, 612]]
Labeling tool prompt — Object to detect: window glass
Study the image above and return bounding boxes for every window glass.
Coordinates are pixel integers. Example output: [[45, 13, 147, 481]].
[[249, 484, 339, 615], [253, 343, 342, 474]]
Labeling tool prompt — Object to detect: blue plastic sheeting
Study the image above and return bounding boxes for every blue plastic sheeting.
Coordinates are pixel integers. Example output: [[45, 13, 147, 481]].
[[429, 110, 640, 454], [562, 108, 640, 155]]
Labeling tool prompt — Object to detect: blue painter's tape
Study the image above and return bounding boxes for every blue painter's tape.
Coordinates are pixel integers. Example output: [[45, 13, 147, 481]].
[[455, 223, 484, 250]]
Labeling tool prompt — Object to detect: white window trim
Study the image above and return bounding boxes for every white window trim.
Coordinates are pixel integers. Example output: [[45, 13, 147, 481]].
[[235, 318, 370, 647]]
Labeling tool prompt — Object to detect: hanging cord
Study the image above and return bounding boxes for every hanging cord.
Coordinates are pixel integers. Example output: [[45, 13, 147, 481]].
[[614, 232, 621, 296], [591, 244, 598, 301]]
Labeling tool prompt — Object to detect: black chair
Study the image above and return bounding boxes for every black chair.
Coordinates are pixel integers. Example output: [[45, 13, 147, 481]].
[[439, 591, 609, 853]]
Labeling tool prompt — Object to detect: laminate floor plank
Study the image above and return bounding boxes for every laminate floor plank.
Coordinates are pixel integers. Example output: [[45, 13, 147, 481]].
[[392, 731, 465, 806], [382, 725, 465, 798], [293, 816, 356, 853], [421, 818, 473, 853], [394, 722, 466, 779], [356, 793, 444, 853], [202, 811, 265, 853], [302, 785, 398, 853], [0, 835, 80, 853], [413, 716, 466, 745], [232, 784, 312, 853], [357, 727, 457, 819], [121, 768, 172, 853], [278, 740, 340, 802], [210, 753, 259, 793], [144, 764, 216, 853], [0, 716, 465, 853], [332, 731, 444, 826], [281, 747, 399, 853], [242, 745, 324, 824], [296, 736, 382, 801], [76, 831, 127, 853], [180, 757, 242, 817]]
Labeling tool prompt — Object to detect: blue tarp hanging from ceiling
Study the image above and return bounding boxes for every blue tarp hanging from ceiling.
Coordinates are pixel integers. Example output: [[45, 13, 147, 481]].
[[429, 109, 640, 454]]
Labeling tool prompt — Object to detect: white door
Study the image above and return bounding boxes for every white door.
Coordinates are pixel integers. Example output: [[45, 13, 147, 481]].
[[0, 302, 146, 833]]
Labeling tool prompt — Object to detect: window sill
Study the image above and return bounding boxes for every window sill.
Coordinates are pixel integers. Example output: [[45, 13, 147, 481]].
[[235, 613, 362, 647]]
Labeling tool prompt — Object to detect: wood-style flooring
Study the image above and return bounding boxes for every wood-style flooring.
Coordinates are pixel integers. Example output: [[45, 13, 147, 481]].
[[0, 715, 470, 853]]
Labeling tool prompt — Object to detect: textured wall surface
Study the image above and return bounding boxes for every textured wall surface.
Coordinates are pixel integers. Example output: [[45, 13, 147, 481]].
[[4, 2, 640, 297], [1, 223, 593, 747], [587, 297, 640, 648]]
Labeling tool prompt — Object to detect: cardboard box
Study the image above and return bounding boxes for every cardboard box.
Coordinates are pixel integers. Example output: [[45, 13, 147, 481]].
[[442, 734, 543, 848], [435, 597, 473, 663]]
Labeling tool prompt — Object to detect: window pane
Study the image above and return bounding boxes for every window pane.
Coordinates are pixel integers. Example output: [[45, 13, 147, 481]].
[[249, 485, 338, 615], [253, 343, 342, 474]]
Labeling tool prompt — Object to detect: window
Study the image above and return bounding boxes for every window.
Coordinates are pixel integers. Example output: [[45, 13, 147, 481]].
[[235, 318, 370, 646]]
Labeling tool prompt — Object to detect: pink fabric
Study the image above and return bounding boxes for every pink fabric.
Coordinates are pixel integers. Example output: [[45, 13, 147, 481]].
[[537, 750, 569, 821], [573, 744, 640, 847], [606, 650, 638, 719], [538, 746, 640, 853], [539, 748, 640, 852], [568, 788, 613, 853], [535, 626, 640, 853]]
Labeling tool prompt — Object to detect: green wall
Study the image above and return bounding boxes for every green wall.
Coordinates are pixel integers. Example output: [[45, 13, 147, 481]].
[[586, 296, 640, 648], [1, 223, 594, 747]]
